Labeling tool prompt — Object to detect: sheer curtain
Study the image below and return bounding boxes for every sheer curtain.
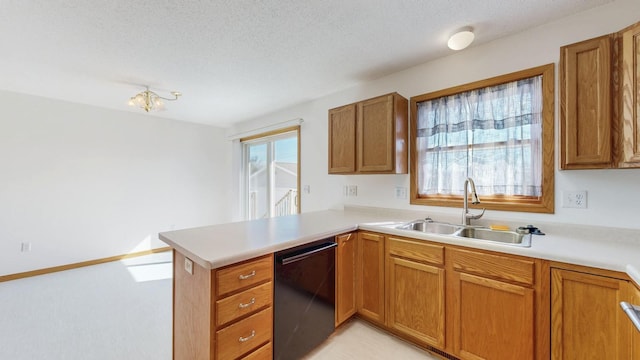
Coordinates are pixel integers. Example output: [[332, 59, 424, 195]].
[[416, 75, 543, 198]]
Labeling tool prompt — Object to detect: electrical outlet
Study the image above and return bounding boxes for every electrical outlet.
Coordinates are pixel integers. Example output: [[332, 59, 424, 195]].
[[184, 257, 193, 275], [395, 187, 407, 199], [563, 190, 588, 209], [20, 242, 32, 252], [348, 185, 358, 197], [303, 185, 311, 194]]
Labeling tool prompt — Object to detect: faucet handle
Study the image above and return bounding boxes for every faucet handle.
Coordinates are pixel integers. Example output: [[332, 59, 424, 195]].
[[466, 208, 486, 220]]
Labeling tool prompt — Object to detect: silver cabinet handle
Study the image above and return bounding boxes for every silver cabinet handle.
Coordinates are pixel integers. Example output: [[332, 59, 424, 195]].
[[238, 297, 256, 309], [620, 302, 640, 332], [238, 330, 256, 343], [238, 270, 256, 280]]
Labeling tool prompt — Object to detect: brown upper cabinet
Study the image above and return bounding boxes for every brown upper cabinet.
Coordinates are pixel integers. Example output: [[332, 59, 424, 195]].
[[328, 93, 408, 174], [560, 21, 640, 169], [618, 22, 640, 167]]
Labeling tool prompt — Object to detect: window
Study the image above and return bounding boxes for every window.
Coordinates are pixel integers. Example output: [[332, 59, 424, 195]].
[[410, 64, 554, 213], [241, 126, 300, 220]]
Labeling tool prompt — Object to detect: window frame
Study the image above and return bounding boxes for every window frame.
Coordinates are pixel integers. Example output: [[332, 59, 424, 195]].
[[240, 125, 301, 219], [409, 64, 555, 213]]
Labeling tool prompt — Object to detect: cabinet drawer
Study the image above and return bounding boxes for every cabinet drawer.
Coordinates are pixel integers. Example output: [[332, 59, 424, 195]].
[[217, 255, 273, 297], [216, 281, 273, 326], [388, 236, 444, 265], [240, 342, 272, 360], [216, 307, 272, 360], [449, 248, 535, 285]]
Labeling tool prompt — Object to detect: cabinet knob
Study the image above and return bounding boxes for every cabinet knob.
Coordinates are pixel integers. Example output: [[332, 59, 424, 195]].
[[238, 330, 256, 343], [238, 297, 256, 309], [238, 270, 256, 280]]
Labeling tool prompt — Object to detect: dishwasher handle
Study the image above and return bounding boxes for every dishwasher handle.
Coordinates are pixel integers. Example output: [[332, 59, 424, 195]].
[[620, 302, 640, 332], [277, 242, 337, 265]]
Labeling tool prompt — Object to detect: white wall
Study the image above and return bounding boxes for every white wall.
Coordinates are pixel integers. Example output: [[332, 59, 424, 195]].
[[229, 0, 640, 229], [0, 91, 231, 276]]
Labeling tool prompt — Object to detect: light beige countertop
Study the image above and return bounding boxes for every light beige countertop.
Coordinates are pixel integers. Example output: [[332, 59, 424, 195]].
[[159, 207, 640, 287]]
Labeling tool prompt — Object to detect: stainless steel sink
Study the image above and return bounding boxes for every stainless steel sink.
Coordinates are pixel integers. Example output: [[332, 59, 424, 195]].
[[396, 220, 462, 235], [454, 227, 532, 247], [395, 219, 532, 247]]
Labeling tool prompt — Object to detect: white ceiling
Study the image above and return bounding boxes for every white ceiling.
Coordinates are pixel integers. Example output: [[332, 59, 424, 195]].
[[0, 0, 611, 127]]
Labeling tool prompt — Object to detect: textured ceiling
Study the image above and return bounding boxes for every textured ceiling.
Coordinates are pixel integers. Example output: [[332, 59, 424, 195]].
[[0, 0, 611, 126]]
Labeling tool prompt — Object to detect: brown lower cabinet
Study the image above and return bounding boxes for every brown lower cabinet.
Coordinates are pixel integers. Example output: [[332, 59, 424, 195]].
[[448, 248, 546, 360], [171, 231, 640, 360], [634, 283, 640, 359], [551, 265, 640, 359], [356, 231, 386, 324], [336, 232, 356, 326], [386, 236, 445, 348], [173, 251, 273, 360], [355, 231, 550, 360]]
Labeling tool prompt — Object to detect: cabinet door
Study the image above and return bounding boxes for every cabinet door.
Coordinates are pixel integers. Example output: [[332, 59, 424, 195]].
[[328, 104, 356, 173], [356, 232, 385, 324], [633, 282, 640, 360], [551, 269, 633, 359], [357, 95, 395, 172], [387, 256, 445, 348], [560, 35, 613, 169], [618, 23, 640, 166], [336, 232, 356, 326], [451, 272, 534, 360]]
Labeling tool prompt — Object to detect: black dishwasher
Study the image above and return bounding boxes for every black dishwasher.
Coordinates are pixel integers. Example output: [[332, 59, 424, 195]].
[[274, 239, 337, 360]]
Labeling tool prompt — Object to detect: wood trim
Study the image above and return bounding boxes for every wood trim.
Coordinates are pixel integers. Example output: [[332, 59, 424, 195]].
[[409, 63, 555, 214], [0, 246, 171, 283], [239, 125, 300, 143]]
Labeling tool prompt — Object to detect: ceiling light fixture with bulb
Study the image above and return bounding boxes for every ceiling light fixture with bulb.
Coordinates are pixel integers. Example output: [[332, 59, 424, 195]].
[[128, 86, 182, 112], [448, 27, 475, 51]]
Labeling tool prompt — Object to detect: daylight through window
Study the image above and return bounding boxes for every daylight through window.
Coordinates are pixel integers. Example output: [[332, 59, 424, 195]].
[[410, 64, 554, 213]]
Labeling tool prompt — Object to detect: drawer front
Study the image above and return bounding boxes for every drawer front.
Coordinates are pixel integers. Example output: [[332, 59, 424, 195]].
[[240, 342, 272, 360], [449, 248, 535, 285], [388, 236, 444, 265], [216, 281, 273, 326], [216, 307, 272, 360], [217, 254, 273, 297]]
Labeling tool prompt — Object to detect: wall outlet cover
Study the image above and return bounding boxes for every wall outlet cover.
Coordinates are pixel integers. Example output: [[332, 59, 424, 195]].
[[563, 190, 588, 209], [184, 257, 193, 275]]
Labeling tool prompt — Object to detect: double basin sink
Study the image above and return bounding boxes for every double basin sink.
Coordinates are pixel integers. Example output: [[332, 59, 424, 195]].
[[395, 219, 532, 247]]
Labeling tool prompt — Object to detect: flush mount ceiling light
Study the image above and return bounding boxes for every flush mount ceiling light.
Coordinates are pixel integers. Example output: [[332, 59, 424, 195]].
[[128, 86, 182, 112], [447, 27, 475, 51]]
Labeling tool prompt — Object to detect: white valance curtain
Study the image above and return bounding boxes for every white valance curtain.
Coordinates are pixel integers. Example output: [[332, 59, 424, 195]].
[[415, 75, 543, 197]]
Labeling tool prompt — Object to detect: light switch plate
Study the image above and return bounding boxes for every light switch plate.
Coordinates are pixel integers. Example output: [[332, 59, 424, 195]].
[[395, 187, 407, 199]]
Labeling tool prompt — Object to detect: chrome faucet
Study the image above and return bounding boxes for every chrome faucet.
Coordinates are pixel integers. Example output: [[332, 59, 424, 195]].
[[462, 177, 485, 225]]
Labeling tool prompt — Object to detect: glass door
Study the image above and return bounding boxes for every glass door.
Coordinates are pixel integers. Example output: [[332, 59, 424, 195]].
[[242, 128, 299, 220]]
